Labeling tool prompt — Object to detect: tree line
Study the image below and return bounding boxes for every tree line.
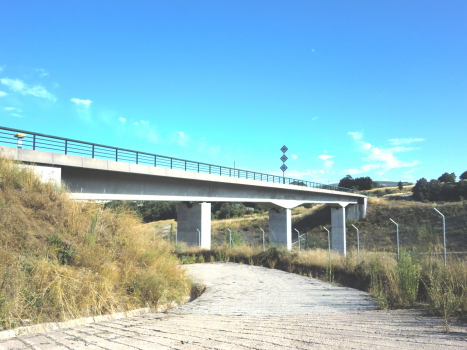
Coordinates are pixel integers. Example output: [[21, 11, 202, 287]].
[[412, 171, 467, 202]]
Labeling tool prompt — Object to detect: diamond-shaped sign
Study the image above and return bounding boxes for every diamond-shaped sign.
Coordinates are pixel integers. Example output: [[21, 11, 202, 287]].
[[280, 155, 288, 162], [280, 145, 288, 153], [280, 164, 288, 172]]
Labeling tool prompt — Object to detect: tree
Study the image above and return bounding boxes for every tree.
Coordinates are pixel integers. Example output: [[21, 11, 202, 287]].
[[338, 175, 355, 189], [460, 171, 467, 181], [438, 172, 456, 183], [398, 181, 403, 191], [290, 180, 307, 187], [412, 178, 430, 201]]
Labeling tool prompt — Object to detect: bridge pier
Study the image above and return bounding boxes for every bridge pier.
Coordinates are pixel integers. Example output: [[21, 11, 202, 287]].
[[331, 206, 347, 255], [268, 208, 292, 250], [177, 202, 211, 249]]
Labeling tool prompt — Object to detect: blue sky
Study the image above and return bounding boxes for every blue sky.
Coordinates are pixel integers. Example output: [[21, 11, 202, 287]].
[[1, 1, 466, 184]]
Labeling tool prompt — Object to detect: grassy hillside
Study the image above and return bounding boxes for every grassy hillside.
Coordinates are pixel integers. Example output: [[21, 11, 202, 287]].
[[0, 155, 190, 330]]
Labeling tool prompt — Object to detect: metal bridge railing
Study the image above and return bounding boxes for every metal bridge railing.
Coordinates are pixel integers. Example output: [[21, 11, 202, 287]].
[[0, 126, 360, 194]]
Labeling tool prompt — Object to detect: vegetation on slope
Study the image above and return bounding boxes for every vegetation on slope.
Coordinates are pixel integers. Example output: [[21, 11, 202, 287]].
[[0, 155, 190, 330]]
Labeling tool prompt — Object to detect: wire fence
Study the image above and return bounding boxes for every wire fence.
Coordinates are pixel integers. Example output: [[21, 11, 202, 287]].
[[301, 212, 467, 264]]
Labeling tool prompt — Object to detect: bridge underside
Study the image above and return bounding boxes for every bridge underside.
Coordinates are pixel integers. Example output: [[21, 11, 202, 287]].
[[2, 147, 368, 255]]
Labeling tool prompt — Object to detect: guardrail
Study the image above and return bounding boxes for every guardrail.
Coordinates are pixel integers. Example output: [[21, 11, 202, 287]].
[[0, 126, 360, 194]]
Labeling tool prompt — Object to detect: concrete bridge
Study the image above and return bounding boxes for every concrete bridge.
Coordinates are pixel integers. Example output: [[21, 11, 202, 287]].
[[0, 128, 367, 254]]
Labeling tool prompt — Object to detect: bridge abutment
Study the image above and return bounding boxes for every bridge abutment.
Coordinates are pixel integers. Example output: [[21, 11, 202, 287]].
[[177, 203, 211, 249], [268, 208, 292, 250]]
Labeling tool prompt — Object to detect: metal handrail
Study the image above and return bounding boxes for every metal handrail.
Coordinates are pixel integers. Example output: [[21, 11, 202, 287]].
[[0, 126, 361, 194]]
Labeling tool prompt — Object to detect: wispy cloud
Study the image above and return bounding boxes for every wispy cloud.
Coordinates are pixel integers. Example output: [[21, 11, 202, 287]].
[[35, 68, 49, 77], [119, 117, 126, 124], [292, 154, 297, 159], [10, 113, 23, 118], [346, 132, 420, 175], [325, 160, 334, 168], [318, 154, 333, 160], [1, 78, 56, 101], [4, 107, 22, 112], [389, 138, 425, 145], [70, 98, 92, 106], [0, 91, 8, 97], [174, 131, 189, 146], [348, 131, 363, 140], [312, 116, 318, 121]]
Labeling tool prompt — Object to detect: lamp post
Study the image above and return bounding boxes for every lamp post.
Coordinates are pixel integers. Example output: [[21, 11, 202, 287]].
[[389, 218, 399, 260], [433, 208, 446, 266]]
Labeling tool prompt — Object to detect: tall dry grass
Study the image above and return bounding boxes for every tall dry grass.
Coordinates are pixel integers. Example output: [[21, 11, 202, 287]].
[[0, 154, 190, 330]]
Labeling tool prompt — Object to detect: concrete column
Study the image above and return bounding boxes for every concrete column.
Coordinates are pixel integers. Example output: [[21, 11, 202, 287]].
[[331, 207, 346, 255], [269, 208, 292, 250], [346, 198, 368, 221], [177, 202, 211, 249]]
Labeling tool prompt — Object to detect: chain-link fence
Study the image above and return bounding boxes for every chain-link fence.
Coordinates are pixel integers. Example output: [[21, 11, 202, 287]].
[[301, 212, 467, 264]]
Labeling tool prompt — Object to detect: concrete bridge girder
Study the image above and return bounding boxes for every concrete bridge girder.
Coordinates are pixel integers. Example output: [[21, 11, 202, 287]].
[[3, 147, 368, 254]]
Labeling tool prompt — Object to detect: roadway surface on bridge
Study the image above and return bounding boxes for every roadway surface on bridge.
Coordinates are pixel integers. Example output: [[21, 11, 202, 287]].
[[1, 263, 465, 349]]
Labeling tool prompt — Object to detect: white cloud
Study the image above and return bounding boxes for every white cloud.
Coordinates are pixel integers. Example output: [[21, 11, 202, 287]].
[[359, 142, 372, 150], [134, 122, 138, 126], [119, 117, 126, 124], [52, 82, 59, 88], [36, 68, 49, 77], [4, 107, 21, 112], [325, 160, 334, 168], [389, 138, 425, 145], [141, 120, 149, 126], [375, 171, 385, 176], [346, 169, 361, 175], [0, 66, 3, 73], [70, 98, 92, 106], [1, 78, 56, 101], [10, 113, 23, 118], [312, 117, 318, 121], [0, 91, 7, 97], [361, 163, 381, 171], [348, 131, 363, 140], [318, 154, 334, 160], [364, 147, 419, 170], [292, 154, 297, 159]]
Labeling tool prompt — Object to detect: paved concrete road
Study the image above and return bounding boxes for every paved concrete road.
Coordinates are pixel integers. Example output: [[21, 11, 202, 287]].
[[1, 263, 466, 349]]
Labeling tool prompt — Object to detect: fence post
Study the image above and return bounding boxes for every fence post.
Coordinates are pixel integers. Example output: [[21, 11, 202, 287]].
[[197, 229, 201, 249], [65, 140, 68, 155], [228, 228, 232, 254], [33, 134, 36, 150], [434, 208, 447, 266], [260, 228, 265, 252], [352, 224, 360, 264], [390, 218, 399, 261], [324, 227, 331, 264]]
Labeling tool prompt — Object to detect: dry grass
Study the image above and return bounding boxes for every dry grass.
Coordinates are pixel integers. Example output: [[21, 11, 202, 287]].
[[0, 154, 190, 330]]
